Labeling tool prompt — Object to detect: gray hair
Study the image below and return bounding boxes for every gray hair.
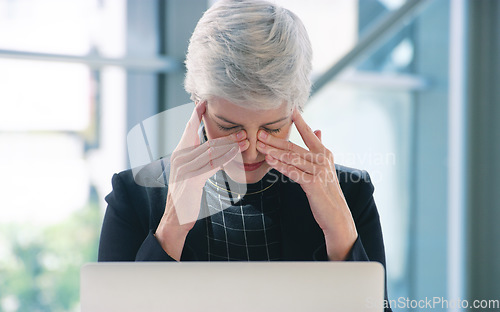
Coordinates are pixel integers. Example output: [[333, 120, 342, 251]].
[[184, 0, 312, 111]]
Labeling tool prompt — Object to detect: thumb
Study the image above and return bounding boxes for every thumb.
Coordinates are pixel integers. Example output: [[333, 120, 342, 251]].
[[178, 101, 206, 149]]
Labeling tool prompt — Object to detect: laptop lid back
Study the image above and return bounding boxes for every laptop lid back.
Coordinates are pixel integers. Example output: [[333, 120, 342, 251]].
[[81, 262, 384, 312]]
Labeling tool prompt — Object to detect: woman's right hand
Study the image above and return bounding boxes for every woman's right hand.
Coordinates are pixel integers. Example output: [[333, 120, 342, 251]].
[[155, 101, 247, 260]]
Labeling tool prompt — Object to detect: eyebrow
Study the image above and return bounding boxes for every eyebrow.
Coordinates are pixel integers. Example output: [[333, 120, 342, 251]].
[[214, 114, 290, 126]]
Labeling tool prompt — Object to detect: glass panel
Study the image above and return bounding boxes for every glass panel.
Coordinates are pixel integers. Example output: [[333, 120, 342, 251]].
[[0, 0, 125, 57], [0, 67, 126, 311], [0, 0, 127, 309], [0, 59, 91, 131], [271, 0, 407, 77], [0, 133, 89, 222], [357, 0, 415, 74], [0, 132, 98, 311], [273, 0, 358, 76]]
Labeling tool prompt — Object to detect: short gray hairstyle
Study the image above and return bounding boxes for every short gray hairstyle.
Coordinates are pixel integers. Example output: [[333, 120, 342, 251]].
[[184, 0, 312, 111]]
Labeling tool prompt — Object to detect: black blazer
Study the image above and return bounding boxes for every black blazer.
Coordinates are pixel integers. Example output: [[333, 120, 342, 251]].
[[99, 162, 387, 264]]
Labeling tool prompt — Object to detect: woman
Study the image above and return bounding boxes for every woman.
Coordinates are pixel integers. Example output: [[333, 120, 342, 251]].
[[99, 0, 388, 292]]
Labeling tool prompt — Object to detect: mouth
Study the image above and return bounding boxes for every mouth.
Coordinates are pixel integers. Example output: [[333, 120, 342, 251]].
[[234, 160, 266, 172]]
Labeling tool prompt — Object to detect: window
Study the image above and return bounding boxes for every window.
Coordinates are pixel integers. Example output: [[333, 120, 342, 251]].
[[0, 1, 126, 310]]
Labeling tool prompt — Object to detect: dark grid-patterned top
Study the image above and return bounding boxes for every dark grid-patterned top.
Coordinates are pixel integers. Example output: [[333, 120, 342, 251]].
[[202, 169, 282, 261]]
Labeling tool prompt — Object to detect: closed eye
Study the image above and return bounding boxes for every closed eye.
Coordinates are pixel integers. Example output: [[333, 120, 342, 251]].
[[217, 124, 281, 134], [264, 127, 281, 134], [217, 124, 240, 132]]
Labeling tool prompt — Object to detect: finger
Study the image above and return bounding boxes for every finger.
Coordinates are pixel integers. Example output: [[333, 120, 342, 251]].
[[178, 101, 207, 149], [314, 130, 322, 142], [258, 142, 325, 174], [209, 129, 247, 146], [183, 146, 240, 180], [257, 131, 327, 167], [189, 100, 207, 133], [292, 109, 323, 153], [188, 142, 240, 172], [175, 130, 247, 164], [257, 129, 309, 156], [265, 153, 312, 185]]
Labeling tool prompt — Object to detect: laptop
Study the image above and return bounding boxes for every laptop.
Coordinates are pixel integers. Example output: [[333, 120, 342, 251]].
[[81, 262, 384, 312]]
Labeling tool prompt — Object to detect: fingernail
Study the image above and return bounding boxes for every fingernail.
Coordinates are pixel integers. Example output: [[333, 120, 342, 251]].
[[236, 130, 245, 140], [258, 130, 268, 140], [257, 141, 265, 149], [238, 140, 247, 148]]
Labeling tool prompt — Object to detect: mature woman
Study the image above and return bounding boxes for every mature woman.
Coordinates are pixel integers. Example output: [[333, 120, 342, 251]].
[[99, 0, 389, 302]]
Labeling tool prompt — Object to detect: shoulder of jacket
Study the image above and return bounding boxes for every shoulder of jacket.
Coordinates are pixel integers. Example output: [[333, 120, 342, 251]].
[[115, 157, 171, 189], [335, 163, 371, 184]]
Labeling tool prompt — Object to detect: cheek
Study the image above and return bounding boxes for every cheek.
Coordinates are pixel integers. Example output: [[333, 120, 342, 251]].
[[276, 123, 293, 140]]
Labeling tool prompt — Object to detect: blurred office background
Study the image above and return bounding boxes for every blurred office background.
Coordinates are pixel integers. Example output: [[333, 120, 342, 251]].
[[0, 0, 498, 311]]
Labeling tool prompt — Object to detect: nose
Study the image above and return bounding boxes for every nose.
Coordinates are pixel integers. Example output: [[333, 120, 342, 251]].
[[242, 130, 260, 162]]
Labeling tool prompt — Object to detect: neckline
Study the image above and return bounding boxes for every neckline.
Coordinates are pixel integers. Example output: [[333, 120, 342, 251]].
[[207, 169, 281, 197]]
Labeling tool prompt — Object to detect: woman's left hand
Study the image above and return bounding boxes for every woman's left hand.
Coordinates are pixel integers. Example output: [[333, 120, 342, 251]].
[[256, 109, 358, 261]]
